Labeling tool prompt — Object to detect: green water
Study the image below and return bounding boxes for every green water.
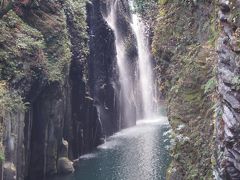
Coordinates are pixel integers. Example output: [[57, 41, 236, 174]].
[[51, 117, 171, 180]]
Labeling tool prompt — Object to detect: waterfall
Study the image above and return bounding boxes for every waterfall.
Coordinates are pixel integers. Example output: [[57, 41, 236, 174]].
[[104, 0, 156, 125], [130, 2, 155, 118], [104, 0, 136, 127]]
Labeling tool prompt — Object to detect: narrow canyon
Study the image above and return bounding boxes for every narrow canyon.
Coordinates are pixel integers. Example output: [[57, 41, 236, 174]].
[[0, 0, 240, 180]]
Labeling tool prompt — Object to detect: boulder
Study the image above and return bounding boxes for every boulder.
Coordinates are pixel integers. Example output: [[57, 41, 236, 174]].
[[57, 157, 75, 175], [3, 162, 16, 180]]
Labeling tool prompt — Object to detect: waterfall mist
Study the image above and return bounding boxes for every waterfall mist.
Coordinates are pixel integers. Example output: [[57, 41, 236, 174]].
[[130, 2, 156, 118], [104, 0, 137, 128], [104, 0, 157, 126]]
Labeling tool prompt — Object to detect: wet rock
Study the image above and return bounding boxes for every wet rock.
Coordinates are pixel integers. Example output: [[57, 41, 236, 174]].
[[230, 149, 240, 162], [57, 157, 74, 175], [59, 139, 69, 158], [0, 0, 126, 180], [87, 0, 137, 134], [219, 11, 228, 22], [3, 162, 16, 180], [64, 0, 103, 159], [72, 158, 80, 169], [219, 80, 231, 95]]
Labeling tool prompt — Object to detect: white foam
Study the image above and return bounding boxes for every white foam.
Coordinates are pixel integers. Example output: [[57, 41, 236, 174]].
[[136, 117, 169, 125], [97, 140, 119, 150], [80, 153, 97, 159], [94, 117, 169, 151]]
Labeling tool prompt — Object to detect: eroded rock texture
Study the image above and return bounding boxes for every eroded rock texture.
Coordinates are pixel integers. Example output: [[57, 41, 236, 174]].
[[64, 0, 102, 158], [87, 0, 120, 136], [87, 0, 138, 132], [216, 0, 240, 179], [151, 1, 217, 179], [0, 0, 139, 179]]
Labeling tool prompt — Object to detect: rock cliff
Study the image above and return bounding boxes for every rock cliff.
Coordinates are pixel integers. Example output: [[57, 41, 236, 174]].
[[2, 0, 240, 180], [0, 0, 135, 179], [151, 1, 217, 179], [216, 0, 240, 179], [150, 0, 240, 179]]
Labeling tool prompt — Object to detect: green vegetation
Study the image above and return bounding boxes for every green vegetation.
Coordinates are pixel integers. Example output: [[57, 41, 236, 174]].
[[202, 76, 217, 94], [151, 1, 217, 179], [232, 76, 240, 90], [132, 0, 158, 18], [0, 0, 76, 120], [66, 0, 89, 82], [0, 147, 4, 163], [0, 0, 89, 174], [44, 32, 72, 83], [0, 82, 26, 116], [0, 10, 47, 84]]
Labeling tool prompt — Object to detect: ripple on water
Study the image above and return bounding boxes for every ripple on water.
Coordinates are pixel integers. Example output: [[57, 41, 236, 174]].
[[97, 140, 120, 150], [48, 117, 171, 180]]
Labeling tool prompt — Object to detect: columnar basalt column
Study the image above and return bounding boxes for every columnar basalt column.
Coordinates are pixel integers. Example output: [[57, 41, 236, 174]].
[[217, 0, 240, 179]]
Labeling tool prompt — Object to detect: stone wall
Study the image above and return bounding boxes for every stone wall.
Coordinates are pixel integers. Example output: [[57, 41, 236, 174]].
[[216, 0, 240, 179], [0, 0, 139, 179], [151, 1, 217, 179]]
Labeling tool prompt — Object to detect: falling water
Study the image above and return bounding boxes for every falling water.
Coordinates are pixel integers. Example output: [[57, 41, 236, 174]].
[[131, 14, 154, 117], [104, 0, 136, 127], [105, 0, 157, 125], [48, 1, 170, 180], [130, 1, 156, 118]]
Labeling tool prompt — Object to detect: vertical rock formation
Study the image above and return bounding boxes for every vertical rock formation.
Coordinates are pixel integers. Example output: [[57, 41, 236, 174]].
[[150, 0, 240, 179], [27, 83, 70, 179], [102, 0, 139, 127], [0, 0, 138, 179], [87, 0, 138, 132], [64, 0, 102, 158], [86, 0, 120, 136], [0, 0, 102, 179], [151, 1, 217, 179], [216, 0, 240, 179]]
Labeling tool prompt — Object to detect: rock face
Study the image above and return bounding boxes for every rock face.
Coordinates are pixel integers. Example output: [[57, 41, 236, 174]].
[[216, 1, 240, 179], [3, 162, 16, 180], [101, 0, 139, 127], [86, 0, 120, 136], [150, 0, 240, 179], [87, 0, 138, 132], [26, 83, 71, 179], [57, 157, 74, 175], [0, 0, 135, 179], [64, 0, 103, 158], [151, 1, 217, 179]]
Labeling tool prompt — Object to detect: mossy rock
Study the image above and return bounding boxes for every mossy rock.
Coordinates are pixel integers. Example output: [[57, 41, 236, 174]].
[[152, 4, 217, 177]]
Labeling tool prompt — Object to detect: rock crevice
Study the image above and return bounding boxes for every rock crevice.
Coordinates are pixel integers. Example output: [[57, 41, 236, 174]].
[[217, 0, 240, 179]]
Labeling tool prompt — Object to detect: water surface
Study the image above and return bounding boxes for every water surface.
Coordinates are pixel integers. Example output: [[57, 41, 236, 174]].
[[52, 117, 171, 180]]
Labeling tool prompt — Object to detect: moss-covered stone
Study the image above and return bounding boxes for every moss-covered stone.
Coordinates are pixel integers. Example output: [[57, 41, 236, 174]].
[[17, 0, 73, 84], [0, 10, 47, 117], [151, 2, 218, 179], [0, 10, 46, 83]]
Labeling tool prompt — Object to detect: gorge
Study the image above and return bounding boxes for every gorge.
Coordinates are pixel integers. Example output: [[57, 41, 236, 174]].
[[0, 0, 240, 180]]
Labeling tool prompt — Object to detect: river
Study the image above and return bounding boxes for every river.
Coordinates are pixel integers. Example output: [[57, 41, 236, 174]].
[[51, 113, 171, 180]]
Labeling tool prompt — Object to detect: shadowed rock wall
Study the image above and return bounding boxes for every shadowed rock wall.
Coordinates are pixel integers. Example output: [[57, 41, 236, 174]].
[[216, 0, 240, 179]]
